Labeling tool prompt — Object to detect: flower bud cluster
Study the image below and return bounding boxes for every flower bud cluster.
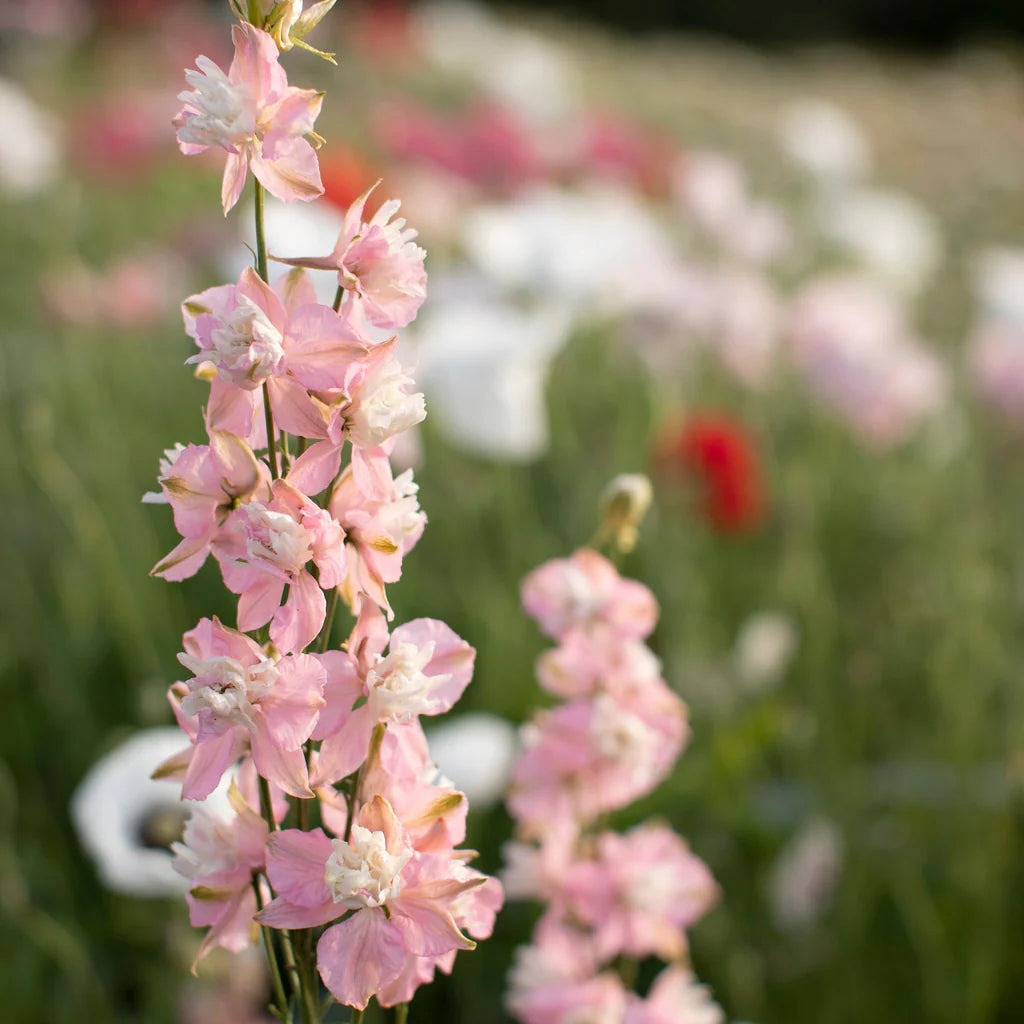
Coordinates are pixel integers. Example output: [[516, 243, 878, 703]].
[[504, 548, 722, 1023], [150, 8, 500, 1015]]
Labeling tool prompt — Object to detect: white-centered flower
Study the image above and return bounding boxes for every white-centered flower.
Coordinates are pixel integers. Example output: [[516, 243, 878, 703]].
[[178, 653, 279, 726], [238, 503, 313, 576], [176, 57, 255, 151], [589, 694, 654, 765], [366, 641, 445, 720], [324, 827, 412, 908], [347, 359, 426, 450], [206, 296, 286, 386]]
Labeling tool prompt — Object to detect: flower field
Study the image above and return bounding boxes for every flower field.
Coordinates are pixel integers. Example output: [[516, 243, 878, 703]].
[[3, 2, 1024, 1022]]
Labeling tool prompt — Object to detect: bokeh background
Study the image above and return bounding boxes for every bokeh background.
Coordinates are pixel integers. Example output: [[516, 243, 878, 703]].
[[4, 1, 1024, 1021]]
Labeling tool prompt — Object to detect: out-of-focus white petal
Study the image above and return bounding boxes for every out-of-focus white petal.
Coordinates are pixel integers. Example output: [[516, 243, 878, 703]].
[[425, 712, 519, 809]]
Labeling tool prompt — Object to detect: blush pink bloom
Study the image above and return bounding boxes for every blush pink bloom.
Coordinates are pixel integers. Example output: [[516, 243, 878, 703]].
[[507, 689, 688, 833], [535, 625, 662, 700], [171, 782, 269, 966], [174, 23, 324, 214], [624, 966, 724, 1024], [312, 610, 475, 785], [144, 430, 268, 582], [274, 181, 427, 330], [521, 548, 658, 642], [323, 450, 426, 615], [172, 616, 326, 799], [187, 267, 366, 447], [506, 922, 627, 1024], [256, 797, 480, 1010], [214, 478, 346, 654], [788, 274, 948, 449], [560, 823, 719, 962]]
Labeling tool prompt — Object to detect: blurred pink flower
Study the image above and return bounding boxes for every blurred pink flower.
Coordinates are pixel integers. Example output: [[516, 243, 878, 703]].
[[788, 274, 948, 448]]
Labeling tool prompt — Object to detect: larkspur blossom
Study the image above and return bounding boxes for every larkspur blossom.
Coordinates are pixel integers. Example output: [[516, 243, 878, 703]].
[[174, 23, 324, 213], [505, 542, 721, 1022], [154, 6, 501, 1014], [274, 180, 427, 330]]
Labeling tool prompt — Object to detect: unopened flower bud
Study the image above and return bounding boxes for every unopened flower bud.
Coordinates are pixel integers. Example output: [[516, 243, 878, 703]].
[[598, 473, 653, 553]]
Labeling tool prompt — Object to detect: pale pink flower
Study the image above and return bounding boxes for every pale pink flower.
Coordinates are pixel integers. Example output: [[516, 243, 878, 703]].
[[521, 548, 658, 642], [172, 616, 325, 799], [535, 625, 662, 700], [144, 430, 268, 582], [274, 181, 427, 330], [507, 689, 687, 832], [506, 922, 627, 1024], [788, 274, 948, 448], [560, 823, 719, 962], [282, 338, 427, 495], [171, 782, 269, 966], [969, 321, 1024, 424], [624, 966, 724, 1024], [174, 24, 324, 213], [214, 478, 346, 654], [256, 797, 479, 1010], [313, 612, 475, 785], [323, 449, 426, 615], [186, 267, 366, 446]]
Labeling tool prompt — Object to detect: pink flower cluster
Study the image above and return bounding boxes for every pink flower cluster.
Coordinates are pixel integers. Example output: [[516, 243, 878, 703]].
[[151, 13, 499, 1016], [504, 549, 722, 1023]]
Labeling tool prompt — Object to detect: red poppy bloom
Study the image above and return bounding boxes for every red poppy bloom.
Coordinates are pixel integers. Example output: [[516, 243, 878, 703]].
[[655, 413, 766, 532]]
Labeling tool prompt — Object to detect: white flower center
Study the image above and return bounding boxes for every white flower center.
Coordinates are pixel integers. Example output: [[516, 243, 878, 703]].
[[348, 360, 426, 449], [563, 564, 606, 625], [238, 503, 313, 577], [208, 296, 286, 387], [178, 653, 279, 726], [624, 862, 680, 914], [366, 641, 443, 721], [589, 694, 655, 765], [177, 57, 255, 151], [324, 826, 411, 909]]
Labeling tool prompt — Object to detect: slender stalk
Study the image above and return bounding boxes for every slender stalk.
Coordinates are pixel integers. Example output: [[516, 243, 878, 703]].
[[259, 775, 279, 831], [253, 879, 292, 1023], [253, 180, 280, 479], [350, 1010, 365, 1024], [316, 586, 340, 654], [394, 1004, 409, 1024], [333, 283, 344, 312]]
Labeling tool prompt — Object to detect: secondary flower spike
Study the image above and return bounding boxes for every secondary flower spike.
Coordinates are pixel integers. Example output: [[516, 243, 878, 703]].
[[174, 23, 324, 213]]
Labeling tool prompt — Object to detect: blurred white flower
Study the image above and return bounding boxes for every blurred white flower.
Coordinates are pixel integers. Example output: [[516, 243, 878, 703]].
[[733, 611, 799, 693], [778, 98, 871, 182], [0, 77, 62, 197], [413, 1, 579, 124], [425, 711, 519, 809], [71, 727, 230, 897], [768, 818, 843, 932], [819, 187, 943, 296], [461, 184, 674, 309], [971, 246, 1024, 325], [411, 272, 572, 459], [227, 198, 347, 308]]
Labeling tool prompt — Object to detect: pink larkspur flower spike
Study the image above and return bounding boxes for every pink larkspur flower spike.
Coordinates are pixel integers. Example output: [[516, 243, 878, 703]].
[[174, 24, 324, 214]]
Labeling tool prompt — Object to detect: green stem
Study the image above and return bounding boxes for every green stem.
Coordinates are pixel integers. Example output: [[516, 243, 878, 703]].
[[394, 1004, 409, 1024], [253, 180, 280, 480], [253, 879, 292, 1023], [350, 1010, 365, 1024], [259, 775, 279, 831], [333, 284, 344, 312], [316, 587, 340, 654]]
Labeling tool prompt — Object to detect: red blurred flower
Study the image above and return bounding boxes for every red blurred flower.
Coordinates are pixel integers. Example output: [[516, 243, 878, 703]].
[[655, 413, 766, 532], [318, 147, 381, 214]]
